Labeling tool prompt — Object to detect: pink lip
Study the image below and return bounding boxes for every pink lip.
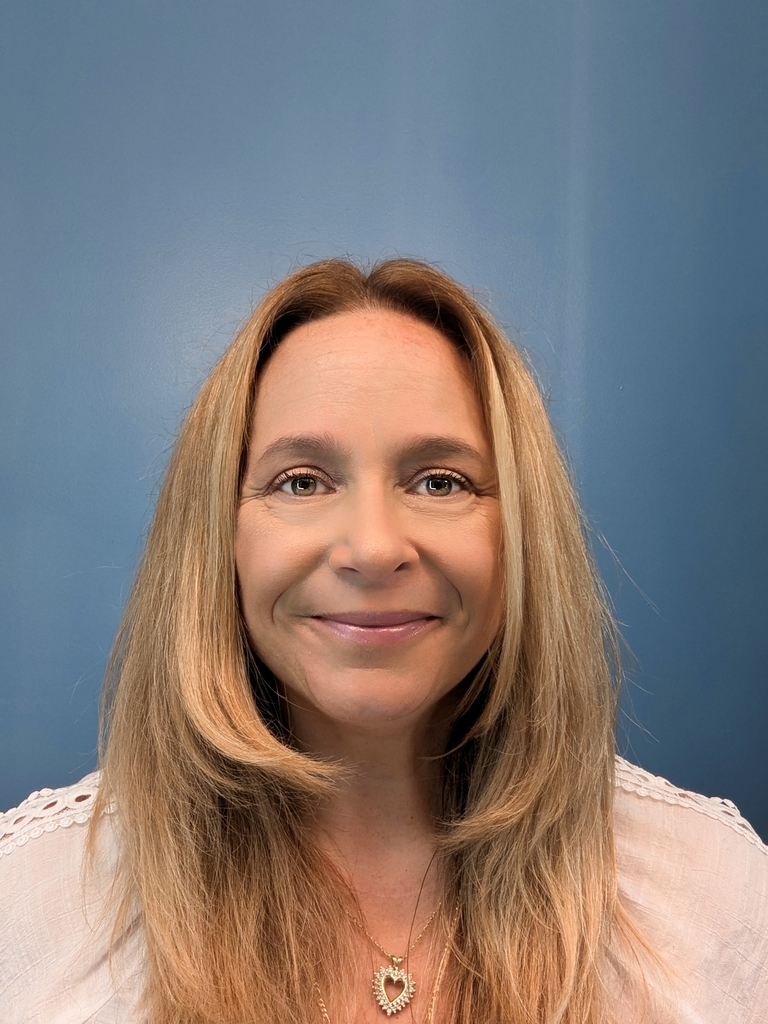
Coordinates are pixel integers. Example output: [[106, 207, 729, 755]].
[[317, 610, 436, 626], [310, 611, 439, 646]]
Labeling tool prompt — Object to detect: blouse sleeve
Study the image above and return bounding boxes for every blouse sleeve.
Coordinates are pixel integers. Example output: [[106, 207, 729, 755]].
[[613, 758, 768, 1023], [0, 774, 144, 1023]]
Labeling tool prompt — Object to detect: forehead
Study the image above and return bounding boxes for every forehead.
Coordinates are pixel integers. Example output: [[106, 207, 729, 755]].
[[252, 309, 485, 440]]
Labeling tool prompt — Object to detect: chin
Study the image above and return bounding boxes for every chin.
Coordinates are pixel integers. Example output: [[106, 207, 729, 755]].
[[297, 667, 450, 729]]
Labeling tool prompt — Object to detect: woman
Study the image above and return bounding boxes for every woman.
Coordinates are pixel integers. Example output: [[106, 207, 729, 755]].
[[1, 258, 766, 1023]]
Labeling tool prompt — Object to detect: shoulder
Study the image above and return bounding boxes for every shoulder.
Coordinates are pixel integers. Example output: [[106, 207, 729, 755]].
[[614, 756, 766, 853], [0, 773, 142, 1023], [1, 771, 103, 858], [613, 757, 768, 1021], [613, 756, 767, 896]]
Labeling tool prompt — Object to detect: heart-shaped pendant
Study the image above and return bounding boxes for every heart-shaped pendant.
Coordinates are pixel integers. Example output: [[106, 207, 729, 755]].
[[372, 962, 416, 1015]]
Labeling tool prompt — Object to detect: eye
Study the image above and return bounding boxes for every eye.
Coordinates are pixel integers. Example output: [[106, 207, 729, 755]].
[[287, 475, 318, 496], [272, 469, 333, 497], [412, 472, 470, 497]]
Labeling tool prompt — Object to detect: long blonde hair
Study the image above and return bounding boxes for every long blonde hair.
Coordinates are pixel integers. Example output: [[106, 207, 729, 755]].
[[94, 258, 640, 1022]]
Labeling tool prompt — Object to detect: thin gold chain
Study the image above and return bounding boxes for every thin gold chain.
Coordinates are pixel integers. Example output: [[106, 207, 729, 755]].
[[317, 904, 459, 1024], [422, 906, 458, 1024], [343, 898, 443, 962], [316, 984, 332, 1024]]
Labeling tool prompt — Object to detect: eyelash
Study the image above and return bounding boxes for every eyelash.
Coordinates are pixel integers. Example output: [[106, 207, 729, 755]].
[[269, 467, 335, 494], [411, 468, 472, 495], [268, 467, 473, 496]]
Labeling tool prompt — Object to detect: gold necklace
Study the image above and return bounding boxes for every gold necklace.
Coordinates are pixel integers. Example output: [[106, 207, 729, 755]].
[[317, 903, 457, 1022], [347, 899, 441, 1015]]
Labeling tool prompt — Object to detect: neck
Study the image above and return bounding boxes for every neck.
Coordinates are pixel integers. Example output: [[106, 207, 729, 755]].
[[290, 706, 454, 1021], [292, 705, 447, 913]]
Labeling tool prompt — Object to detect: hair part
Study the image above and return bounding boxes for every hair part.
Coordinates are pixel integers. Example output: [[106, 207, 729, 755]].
[[92, 257, 659, 1023]]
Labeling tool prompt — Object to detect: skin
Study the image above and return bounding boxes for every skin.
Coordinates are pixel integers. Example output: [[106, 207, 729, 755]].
[[235, 309, 503, 1019]]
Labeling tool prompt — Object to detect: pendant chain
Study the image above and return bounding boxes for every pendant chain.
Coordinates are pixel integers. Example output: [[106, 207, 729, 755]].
[[343, 898, 443, 963], [317, 904, 459, 1024]]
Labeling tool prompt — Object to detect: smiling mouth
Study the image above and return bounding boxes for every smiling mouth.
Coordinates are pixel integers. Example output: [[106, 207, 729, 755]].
[[310, 611, 440, 646]]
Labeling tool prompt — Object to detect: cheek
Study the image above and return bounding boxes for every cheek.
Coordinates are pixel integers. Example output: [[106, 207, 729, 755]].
[[463, 549, 504, 633], [234, 515, 285, 631], [234, 511, 324, 633], [434, 511, 503, 626]]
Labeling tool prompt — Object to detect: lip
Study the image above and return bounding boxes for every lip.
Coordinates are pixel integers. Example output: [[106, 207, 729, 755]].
[[316, 610, 436, 626], [310, 611, 440, 646]]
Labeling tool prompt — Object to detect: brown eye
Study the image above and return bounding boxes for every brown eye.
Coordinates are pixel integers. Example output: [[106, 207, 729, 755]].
[[289, 476, 317, 495], [423, 476, 454, 496]]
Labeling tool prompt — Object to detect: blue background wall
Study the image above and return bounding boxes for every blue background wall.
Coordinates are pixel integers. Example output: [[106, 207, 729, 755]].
[[2, 1, 766, 837]]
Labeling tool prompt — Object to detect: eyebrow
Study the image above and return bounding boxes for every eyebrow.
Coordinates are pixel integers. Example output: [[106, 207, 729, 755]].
[[396, 434, 490, 467], [255, 433, 352, 466], [254, 432, 490, 468]]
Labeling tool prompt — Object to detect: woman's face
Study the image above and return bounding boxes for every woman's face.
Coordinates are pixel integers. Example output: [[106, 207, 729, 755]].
[[236, 309, 503, 738]]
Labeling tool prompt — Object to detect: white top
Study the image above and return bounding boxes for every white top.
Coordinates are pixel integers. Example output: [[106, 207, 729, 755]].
[[1, 759, 767, 1023]]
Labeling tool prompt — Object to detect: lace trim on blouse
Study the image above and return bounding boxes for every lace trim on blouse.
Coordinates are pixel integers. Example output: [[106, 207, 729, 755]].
[[0, 771, 105, 858], [1, 761, 764, 858], [615, 756, 766, 853]]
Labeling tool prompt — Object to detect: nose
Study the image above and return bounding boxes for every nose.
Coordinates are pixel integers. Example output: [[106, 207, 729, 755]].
[[327, 485, 418, 583]]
